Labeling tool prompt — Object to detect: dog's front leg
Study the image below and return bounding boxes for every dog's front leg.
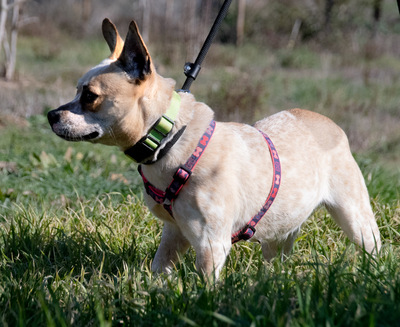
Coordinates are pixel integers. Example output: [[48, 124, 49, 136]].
[[151, 222, 191, 274], [194, 238, 232, 281]]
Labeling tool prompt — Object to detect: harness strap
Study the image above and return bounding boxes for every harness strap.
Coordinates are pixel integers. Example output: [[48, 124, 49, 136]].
[[138, 120, 216, 215], [231, 130, 281, 244], [139, 123, 281, 244]]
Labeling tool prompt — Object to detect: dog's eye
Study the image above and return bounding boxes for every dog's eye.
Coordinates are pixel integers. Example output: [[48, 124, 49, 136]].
[[81, 89, 98, 104]]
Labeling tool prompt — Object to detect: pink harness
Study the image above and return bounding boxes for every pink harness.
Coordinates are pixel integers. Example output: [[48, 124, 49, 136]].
[[138, 120, 281, 244]]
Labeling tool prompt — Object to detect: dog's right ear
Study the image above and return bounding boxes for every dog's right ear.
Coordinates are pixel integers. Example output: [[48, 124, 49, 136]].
[[117, 20, 152, 81], [102, 18, 124, 60]]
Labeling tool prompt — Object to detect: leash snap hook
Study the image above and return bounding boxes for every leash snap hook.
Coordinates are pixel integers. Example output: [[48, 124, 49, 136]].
[[184, 62, 201, 80]]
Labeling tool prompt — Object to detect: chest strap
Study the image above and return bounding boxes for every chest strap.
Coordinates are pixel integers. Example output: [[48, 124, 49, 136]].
[[231, 130, 281, 244], [138, 120, 216, 216]]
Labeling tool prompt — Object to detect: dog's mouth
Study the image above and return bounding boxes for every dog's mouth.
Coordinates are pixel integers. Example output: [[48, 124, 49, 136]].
[[57, 131, 100, 142], [49, 121, 101, 142]]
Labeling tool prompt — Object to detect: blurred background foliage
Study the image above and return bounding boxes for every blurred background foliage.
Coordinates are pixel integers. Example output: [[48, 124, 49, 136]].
[[0, 0, 399, 167]]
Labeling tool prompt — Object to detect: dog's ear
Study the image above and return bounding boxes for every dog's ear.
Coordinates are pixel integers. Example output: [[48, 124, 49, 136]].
[[102, 18, 124, 60], [117, 20, 152, 81]]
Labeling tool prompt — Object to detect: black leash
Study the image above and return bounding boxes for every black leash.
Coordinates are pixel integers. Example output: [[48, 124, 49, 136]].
[[180, 0, 233, 92], [398, 0, 400, 15]]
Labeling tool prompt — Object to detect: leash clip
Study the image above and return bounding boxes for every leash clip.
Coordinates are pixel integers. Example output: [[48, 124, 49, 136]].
[[184, 62, 201, 80]]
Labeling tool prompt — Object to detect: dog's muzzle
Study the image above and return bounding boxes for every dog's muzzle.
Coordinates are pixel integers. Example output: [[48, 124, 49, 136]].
[[47, 109, 100, 142]]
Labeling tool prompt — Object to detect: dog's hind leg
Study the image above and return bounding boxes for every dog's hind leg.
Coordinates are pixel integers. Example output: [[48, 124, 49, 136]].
[[151, 222, 191, 274], [326, 202, 381, 255], [324, 158, 381, 255]]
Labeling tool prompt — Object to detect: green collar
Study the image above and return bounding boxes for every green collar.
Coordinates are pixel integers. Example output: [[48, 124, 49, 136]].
[[124, 91, 182, 163], [143, 91, 181, 150]]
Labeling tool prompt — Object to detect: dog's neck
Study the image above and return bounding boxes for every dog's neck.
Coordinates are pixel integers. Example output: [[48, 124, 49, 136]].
[[123, 74, 214, 167], [124, 90, 182, 163], [157, 91, 215, 167]]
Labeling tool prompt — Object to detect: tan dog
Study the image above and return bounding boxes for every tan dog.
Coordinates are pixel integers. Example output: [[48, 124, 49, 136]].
[[47, 19, 381, 279]]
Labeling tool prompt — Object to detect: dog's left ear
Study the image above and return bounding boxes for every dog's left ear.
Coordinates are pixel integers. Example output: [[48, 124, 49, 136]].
[[117, 20, 152, 81]]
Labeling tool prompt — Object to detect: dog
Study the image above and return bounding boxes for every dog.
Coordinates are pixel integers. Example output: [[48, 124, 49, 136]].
[[47, 19, 381, 279]]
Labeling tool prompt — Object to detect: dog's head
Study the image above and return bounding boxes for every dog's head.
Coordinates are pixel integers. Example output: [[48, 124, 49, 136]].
[[48, 19, 170, 149]]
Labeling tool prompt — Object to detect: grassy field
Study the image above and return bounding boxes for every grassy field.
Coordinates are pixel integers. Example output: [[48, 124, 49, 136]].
[[1, 15, 400, 326]]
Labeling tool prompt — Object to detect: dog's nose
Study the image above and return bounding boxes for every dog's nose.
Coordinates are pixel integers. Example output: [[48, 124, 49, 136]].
[[47, 109, 60, 125]]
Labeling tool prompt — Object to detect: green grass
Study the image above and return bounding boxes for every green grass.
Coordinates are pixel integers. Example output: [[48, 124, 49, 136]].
[[0, 111, 400, 326]]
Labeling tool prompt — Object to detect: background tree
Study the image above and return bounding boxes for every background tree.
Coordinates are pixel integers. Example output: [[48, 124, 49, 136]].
[[0, 0, 29, 81], [236, 0, 246, 46]]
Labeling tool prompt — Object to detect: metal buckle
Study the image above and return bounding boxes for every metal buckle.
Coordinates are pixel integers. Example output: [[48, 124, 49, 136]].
[[239, 224, 256, 241], [174, 166, 191, 184]]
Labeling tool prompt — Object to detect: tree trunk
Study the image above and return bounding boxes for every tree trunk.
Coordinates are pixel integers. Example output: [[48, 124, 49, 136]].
[[372, 0, 382, 22], [140, 0, 151, 43], [82, 0, 91, 22], [236, 0, 246, 46], [5, 0, 20, 80], [0, 0, 8, 53], [183, 0, 196, 57], [81, 0, 92, 33], [324, 0, 334, 30], [287, 19, 302, 50]]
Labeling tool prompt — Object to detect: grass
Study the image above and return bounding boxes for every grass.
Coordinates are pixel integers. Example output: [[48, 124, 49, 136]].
[[0, 107, 400, 326]]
